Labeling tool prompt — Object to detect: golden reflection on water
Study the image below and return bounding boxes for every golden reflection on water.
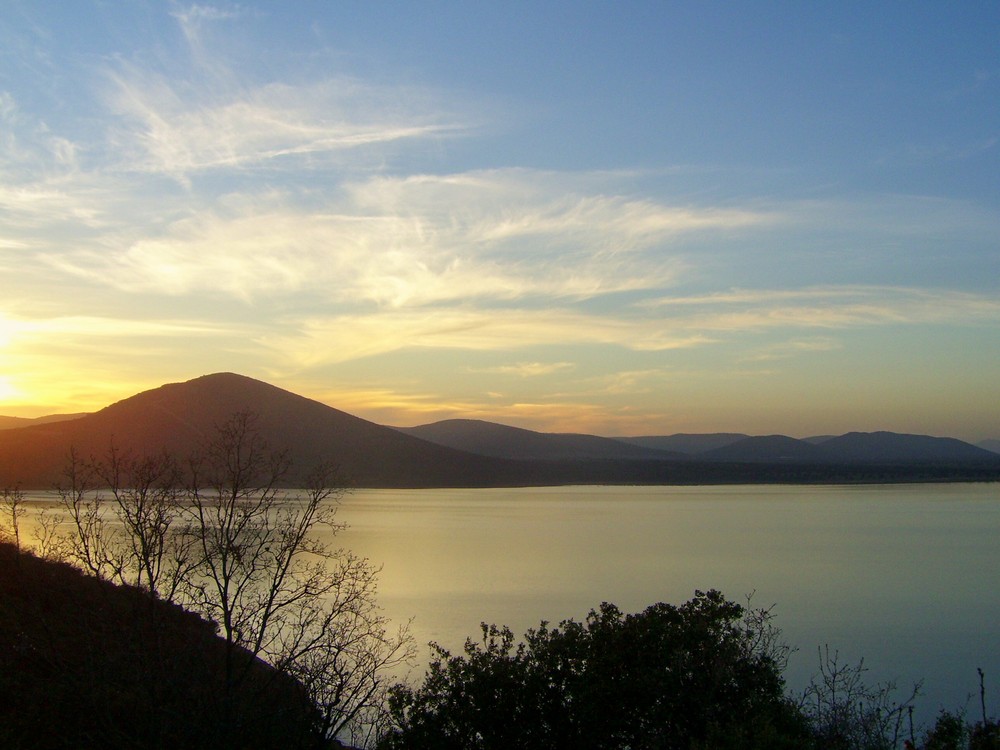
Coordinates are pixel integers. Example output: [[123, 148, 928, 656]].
[[16, 483, 1000, 717]]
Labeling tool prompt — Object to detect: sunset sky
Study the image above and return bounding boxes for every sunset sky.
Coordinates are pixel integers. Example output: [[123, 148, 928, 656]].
[[2, 2, 998, 440]]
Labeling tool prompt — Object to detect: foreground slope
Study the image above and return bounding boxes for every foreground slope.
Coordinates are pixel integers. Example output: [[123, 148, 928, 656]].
[[0, 542, 319, 750]]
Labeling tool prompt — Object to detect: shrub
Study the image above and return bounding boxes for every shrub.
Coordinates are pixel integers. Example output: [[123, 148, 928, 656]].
[[378, 590, 813, 749]]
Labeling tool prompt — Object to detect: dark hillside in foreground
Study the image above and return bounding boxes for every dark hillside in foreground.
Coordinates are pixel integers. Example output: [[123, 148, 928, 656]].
[[0, 542, 319, 749]]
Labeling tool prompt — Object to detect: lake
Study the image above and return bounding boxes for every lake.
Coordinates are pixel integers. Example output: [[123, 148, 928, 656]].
[[332, 483, 1000, 722], [16, 482, 999, 723]]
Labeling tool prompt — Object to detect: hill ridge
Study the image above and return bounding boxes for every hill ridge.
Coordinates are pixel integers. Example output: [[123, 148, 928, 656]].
[[2, 373, 998, 488]]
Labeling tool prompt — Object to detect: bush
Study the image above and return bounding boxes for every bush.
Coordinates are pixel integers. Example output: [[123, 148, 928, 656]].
[[378, 590, 813, 749]]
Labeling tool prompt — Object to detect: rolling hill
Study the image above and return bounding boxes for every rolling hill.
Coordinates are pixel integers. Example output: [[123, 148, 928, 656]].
[[0, 373, 524, 489], [397, 419, 687, 461], [0, 413, 89, 431], [979, 439, 1000, 455], [696, 431, 999, 464], [615, 433, 749, 454], [2, 373, 998, 488], [699, 435, 824, 463]]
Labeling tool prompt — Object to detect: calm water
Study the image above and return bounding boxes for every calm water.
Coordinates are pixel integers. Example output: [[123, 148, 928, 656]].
[[19, 483, 999, 721], [333, 483, 1000, 720]]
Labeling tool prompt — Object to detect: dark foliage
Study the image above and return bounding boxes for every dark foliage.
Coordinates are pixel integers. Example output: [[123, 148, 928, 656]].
[[920, 710, 1000, 750], [0, 541, 323, 750], [378, 590, 813, 749]]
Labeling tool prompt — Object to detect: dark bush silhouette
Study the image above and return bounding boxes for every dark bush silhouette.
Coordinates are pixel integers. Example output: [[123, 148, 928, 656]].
[[378, 589, 812, 749]]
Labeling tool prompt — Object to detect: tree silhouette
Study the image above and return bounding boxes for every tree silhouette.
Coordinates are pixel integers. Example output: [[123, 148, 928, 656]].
[[379, 590, 811, 749]]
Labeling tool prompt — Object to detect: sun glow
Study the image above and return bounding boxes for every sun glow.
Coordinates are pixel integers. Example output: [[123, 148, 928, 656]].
[[0, 376, 22, 404]]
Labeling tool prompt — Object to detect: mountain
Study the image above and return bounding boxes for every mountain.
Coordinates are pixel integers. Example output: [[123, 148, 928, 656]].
[[700, 435, 823, 463], [0, 413, 88, 430], [397, 419, 686, 461], [814, 431, 1000, 464], [976, 439, 1000, 455], [0, 373, 524, 489], [2, 374, 997, 488], [618, 433, 749, 455], [696, 431, 999, 465]]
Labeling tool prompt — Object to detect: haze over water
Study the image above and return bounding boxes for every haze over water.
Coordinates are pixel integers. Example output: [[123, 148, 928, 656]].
[[333, 483, 1000, 722]]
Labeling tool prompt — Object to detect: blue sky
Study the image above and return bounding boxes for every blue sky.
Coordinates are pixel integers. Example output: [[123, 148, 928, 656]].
[[1, 1, 998, 440]]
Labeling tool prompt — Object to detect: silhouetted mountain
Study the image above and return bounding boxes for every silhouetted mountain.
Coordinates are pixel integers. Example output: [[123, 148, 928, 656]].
[[397, 419, 686, 461], [2, 374, 997, 488], [0, 373, 524, 489], [0, 413, 88, 430], [700, 435, 823, 463], [618, 433, 749, 455], [698, 431, 999, 465], [802, 435, 837, 445], [978, 439, 1000, 455], [814, 431, 999, 464]]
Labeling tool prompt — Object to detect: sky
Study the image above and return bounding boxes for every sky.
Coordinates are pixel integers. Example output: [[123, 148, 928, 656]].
[[1, 2, 998, 441]]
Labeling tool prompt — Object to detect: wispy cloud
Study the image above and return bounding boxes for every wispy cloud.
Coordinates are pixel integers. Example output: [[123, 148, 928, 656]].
[[248, 284, 1000, 374], [259, 308, 715, 369], [740, 337, 843, 363], [38, 166, 781, 306], [104, 63, 463, 179], [644, 286, 1000, 329], [471, 362, 577, 377], [302, 384, 652, 434], [171, 3, 243, 26]]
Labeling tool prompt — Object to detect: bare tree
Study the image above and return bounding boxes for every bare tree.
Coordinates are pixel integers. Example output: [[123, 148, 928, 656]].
[[48, 412, 412, 746], [179, 411, 412, 745], [58, 446, 124, 580], [801, 645, 921, 750], [31, 506, 64, 560], [56, 445, 193, 600], [95, 443, 193, 600], [275, 555, 415, 746], [0, 485, 27, 551]]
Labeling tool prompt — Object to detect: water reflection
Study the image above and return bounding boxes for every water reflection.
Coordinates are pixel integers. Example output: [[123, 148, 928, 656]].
[[332, 484, 1000, 719], [16, 483, 1000, 720]]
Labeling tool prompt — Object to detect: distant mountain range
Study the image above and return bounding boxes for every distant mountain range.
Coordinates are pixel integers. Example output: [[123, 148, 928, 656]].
[[397, 419, 689, 461], [0, 413, 89, 430], [1, 373, 998, 489], [401, 420, 1000, 464]]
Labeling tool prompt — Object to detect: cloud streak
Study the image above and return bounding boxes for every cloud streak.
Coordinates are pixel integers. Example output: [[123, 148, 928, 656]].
[[645, 286, 1000, 329], [104, 64, 464, 179], [41, 169, 775, 305], [251, 284, 1000, 373]]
